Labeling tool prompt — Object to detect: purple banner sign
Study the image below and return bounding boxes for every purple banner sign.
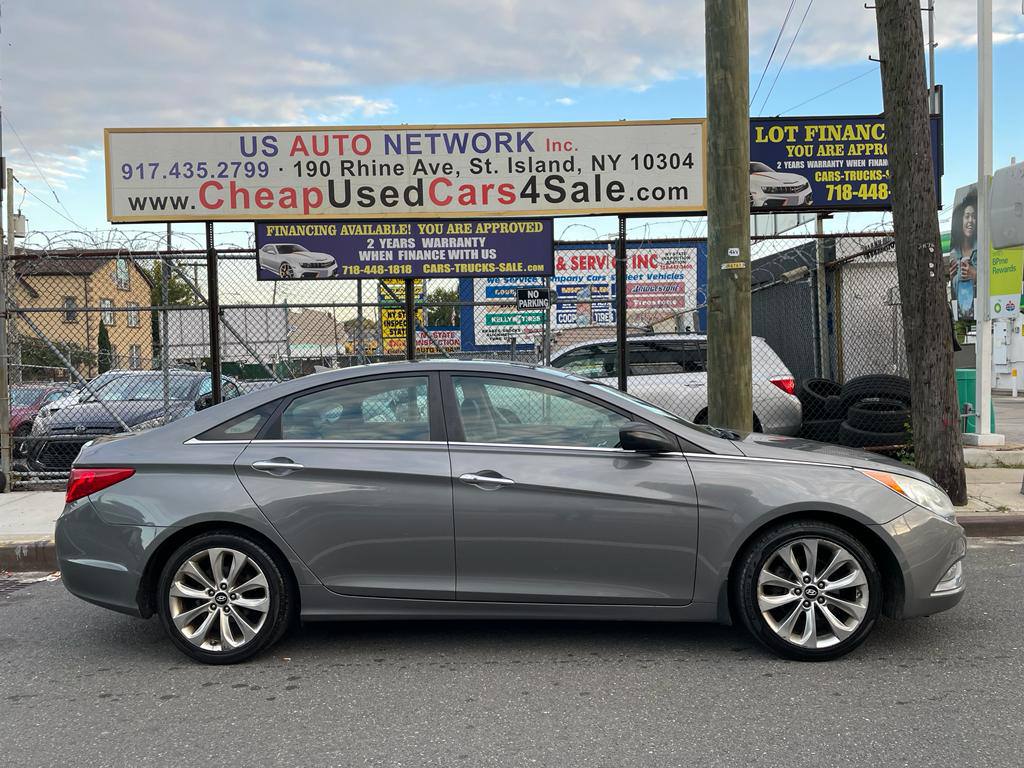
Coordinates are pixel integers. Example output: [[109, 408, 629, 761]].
[[255, 218, 553, 280]]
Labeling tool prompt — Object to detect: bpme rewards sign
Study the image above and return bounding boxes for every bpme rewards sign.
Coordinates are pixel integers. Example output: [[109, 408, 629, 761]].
[[104, 120, 706, 222]]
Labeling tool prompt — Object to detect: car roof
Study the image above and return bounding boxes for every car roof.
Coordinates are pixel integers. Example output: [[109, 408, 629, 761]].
[[552, 334, 770, 358]]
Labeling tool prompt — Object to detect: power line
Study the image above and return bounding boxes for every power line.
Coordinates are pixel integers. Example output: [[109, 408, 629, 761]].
[[750, 0, 798, 107], [3, 115, 82, 226], [757, 0, 815, 115], [13, 175, 85, 230], [776, 67, 878, 116]]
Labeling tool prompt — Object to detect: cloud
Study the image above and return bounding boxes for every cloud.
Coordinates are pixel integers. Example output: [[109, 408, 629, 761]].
[[3, 0, 1022, 184], [554, 97, 577, 106]]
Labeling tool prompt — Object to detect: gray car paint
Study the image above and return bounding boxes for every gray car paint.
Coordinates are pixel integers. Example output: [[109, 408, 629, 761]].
[[55, 359, 965, 628]]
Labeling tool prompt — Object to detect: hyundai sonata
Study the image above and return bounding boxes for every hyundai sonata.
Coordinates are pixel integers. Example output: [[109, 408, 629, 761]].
[[55, 360, 965, 664]]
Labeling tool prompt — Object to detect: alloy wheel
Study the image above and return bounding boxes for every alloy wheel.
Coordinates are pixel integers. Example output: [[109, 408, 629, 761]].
[[756, 537, 870, 649], [279, 263, 293, 278], [168, 547, 270, 652]]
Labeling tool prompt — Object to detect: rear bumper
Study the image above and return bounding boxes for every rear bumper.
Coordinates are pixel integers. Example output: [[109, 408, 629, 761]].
[[55, 498, 159, 618], [880, 507, 967, 619]]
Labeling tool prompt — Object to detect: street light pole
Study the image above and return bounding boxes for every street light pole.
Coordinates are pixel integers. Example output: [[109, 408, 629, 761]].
[[973, 0, 1001, 444]]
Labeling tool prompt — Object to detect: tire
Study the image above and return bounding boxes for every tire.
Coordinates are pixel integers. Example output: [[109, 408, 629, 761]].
[[838, 420, 910, 449], [13, 423, 32, 457], [156, 531, 294, 664], [797, 418, 842, 443], [798, 379, 844, 420], [846, 398, 910, 434], [279, 263, 294, 279], [839, 375, 911, 411], [733, 519, 882, 661]]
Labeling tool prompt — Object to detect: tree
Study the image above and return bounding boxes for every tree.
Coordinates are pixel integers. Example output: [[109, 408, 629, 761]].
[[19, 337, 95, 380], [875, 0, 966, 502], [425, 286, 460, 327], [145, 260, 197, 356], [97, 321, 113, 373]]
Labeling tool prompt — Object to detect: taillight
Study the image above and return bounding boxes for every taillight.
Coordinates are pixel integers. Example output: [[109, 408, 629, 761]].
[[65, 467, 135, 504], [770, 377, 796, 396]]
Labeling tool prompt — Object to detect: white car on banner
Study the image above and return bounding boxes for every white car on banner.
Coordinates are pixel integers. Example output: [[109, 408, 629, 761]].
[[749, 162, 813, 208], [258, 243, 337, 279]]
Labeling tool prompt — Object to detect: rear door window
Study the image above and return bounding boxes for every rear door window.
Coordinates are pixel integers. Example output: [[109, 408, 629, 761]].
[[278, 376, 431, 442]]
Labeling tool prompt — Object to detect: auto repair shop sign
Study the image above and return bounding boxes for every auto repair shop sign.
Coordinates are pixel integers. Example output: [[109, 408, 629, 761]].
[[104, 120, 706, 222], [255, 218, 554, 280], [749, 115, 942, 212]]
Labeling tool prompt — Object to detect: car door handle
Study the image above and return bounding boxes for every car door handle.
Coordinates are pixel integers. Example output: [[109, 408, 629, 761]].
[[459, 472, 515, 489], [251, 460, 305, 474]]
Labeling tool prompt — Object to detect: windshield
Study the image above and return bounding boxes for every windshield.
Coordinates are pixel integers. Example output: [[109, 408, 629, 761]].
[[277, 244, 307, 254], [750, 162, 773, 173], [89, 375, 199, 402], [11, 387, 46, 407]]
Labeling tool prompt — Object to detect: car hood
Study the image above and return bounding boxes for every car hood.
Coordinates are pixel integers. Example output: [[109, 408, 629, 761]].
[[288, 251, 333, 261], [751, 170, 805, 185], [43, 399, 190, 432], [733, 432, 935, 483]]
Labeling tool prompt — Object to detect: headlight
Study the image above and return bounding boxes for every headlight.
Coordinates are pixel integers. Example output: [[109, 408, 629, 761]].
[[858, 469, 956, 523], [31, 416, 48, 435]]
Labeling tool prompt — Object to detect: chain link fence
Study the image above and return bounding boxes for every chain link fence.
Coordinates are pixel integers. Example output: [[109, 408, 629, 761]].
[[2, 227, 921, 488]]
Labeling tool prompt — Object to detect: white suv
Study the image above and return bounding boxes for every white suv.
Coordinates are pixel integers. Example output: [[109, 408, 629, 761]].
[[551, 334, 803, 434]]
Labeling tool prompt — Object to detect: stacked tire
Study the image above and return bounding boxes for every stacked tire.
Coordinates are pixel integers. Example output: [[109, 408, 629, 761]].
[[798, 375, 911, 451]]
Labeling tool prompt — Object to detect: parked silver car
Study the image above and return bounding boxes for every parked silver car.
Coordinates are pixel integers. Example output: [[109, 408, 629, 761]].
[[56, 360, 965, 665], [551, 334, 802, 434]]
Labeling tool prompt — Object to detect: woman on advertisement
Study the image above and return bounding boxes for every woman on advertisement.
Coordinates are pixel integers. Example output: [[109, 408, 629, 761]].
[[948, 187, 978, 320]]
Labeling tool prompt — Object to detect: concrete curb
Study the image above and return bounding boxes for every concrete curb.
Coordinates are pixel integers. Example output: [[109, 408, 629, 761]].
[[0, 539, 59, 573], [3, 515, 1024, 573], [956, 515, 1024, 538]]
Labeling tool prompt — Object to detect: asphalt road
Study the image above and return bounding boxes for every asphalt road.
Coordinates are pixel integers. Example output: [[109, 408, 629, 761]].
[[2, 539, 1022, 768]]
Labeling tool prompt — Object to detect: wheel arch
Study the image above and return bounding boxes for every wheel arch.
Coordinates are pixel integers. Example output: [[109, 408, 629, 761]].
[[718, 509, 906, 625], [136, 520, 301, 620]]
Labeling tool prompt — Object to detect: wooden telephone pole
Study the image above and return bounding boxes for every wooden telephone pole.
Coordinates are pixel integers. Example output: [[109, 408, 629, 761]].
[[874, 0, 966, 502], [705, 0, 752, 431]]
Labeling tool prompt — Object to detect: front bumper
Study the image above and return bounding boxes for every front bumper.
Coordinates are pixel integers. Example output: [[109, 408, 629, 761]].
[[752, 189, 813, 208], [55, 498, 161, 617], [881, 507, 967, 619], [300, 264, 337, 279]]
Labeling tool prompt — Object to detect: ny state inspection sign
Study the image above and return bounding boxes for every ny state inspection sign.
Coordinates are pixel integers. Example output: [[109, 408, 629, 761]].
[[104, 120, 706, 222]]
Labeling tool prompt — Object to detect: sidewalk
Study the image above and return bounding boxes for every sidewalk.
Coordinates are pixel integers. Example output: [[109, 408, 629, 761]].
[[2, 469, 1023, 571]]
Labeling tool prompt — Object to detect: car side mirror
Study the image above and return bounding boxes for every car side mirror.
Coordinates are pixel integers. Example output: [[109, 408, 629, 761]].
[[194, 393, 215, 411], [618, 422, 677, 454]]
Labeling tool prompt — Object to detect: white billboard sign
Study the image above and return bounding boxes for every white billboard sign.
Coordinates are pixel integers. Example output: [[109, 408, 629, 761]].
[[104, 120, 706, 222]]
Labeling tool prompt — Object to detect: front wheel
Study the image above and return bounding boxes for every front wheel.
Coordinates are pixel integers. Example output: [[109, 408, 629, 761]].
[[156, 532, 293, 664], [734, 520, 881, 661]]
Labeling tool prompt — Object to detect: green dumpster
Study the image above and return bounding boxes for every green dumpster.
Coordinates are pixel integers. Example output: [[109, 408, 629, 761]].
[[955, 368, 996, 433]]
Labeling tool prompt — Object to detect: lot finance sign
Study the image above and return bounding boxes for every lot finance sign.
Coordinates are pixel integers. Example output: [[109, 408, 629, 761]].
[[749, 115, 942, 212], [255, 218, 553, 280], [104, 120, 706, 223]]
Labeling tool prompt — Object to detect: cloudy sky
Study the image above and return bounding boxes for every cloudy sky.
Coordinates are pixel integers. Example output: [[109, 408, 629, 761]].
[[2, 0, 1022, 242]]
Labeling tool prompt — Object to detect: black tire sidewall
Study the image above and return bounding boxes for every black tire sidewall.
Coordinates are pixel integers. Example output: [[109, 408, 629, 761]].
[[156, 532, 290, 664], [735, 521, 882, 661], [846, 399, 910, 433]]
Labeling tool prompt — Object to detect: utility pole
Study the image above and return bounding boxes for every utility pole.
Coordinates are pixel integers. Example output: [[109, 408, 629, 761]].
[[874, 0, 967, 502], [704, 0, 752, 431]]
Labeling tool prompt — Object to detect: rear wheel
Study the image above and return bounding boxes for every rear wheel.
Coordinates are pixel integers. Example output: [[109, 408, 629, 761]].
[[156, 532, 293, 664], [734, 520, 881, 661]]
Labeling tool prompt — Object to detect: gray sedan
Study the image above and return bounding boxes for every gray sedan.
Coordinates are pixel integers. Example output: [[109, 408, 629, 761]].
[[55, 360, 965, 664]]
